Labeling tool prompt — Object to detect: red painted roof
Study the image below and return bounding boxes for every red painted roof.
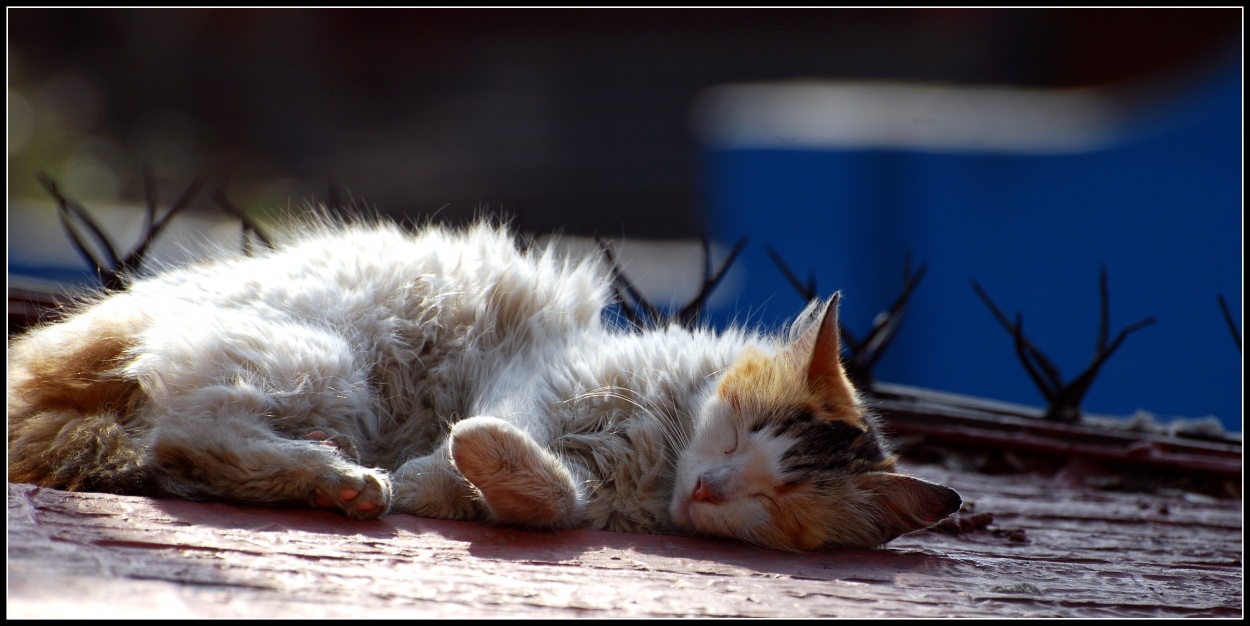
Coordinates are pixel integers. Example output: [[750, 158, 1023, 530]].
[[8, 459, 1240, 618]]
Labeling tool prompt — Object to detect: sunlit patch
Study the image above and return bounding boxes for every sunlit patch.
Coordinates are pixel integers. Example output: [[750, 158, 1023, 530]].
[[670, 296, 961, 550]]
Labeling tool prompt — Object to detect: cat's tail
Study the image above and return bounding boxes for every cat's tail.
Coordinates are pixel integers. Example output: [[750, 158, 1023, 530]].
[[7, 300, 152, 493]]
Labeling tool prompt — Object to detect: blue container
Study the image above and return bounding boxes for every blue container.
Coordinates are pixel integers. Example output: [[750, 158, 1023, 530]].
[[700, 60, 1242, 431]]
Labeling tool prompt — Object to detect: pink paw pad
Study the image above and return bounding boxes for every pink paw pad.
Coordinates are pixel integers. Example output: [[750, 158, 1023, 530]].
[[304, 430, 338, 447], [313, 488, 364, 507], [304, 429, 355, 457]]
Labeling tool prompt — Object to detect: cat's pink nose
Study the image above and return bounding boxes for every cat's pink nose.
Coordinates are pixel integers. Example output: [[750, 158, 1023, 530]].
[[691, 477, 720, 504]]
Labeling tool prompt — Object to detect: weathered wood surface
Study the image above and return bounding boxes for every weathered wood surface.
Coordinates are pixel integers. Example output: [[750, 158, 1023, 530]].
[[870, 382, 1241, 480], [7, 462, 1241, 618]]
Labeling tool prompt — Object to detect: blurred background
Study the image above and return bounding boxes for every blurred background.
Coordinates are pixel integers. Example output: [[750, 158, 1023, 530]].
[[7, 9, 1242, 429]]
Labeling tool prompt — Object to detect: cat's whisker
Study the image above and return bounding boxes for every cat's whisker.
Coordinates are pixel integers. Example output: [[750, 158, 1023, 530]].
[[600, 387, 689, 453], [573, 386, 689, 451]]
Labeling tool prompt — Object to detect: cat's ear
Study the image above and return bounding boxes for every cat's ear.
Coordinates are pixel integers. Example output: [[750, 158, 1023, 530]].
[[802, 293, 856, 408], [854, 472, 963, 545]]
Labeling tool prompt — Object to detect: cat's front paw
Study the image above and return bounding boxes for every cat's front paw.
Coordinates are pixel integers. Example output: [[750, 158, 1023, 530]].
[[312, 466, 392, 521]]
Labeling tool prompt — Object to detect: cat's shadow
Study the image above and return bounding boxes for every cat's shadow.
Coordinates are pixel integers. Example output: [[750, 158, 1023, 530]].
[[148, 498, 956, 583], [147, 496, 401, 541], [452, 522, 959, 583]]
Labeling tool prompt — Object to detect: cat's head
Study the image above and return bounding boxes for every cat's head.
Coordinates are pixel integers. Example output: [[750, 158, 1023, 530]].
[[670, 293, 961, 551]]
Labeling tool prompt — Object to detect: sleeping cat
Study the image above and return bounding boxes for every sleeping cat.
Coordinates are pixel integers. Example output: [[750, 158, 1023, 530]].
[[7, 217, 960, 550]]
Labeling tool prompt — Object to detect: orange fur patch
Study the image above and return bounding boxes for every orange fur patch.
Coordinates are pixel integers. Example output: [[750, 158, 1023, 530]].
[[8, 314, 148, 492], [717, 347, 774, 411], [757, 485, 846, 551], [718, 345, 865, 431]]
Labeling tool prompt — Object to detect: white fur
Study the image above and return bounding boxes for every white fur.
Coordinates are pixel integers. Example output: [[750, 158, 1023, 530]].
[[10, 217, 965, 547], [77, 219, 770, 531]]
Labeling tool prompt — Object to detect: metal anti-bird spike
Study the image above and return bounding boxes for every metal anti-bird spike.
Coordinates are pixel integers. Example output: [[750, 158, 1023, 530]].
[[596, 230, 746, 331], [40, 170, 203, 291], [39, 172, 270, 290], [1216, 294, 1241, 352], [972, 266, 1155, 423], [38, 172, 123, 289], [209, 189, 274, 255], [766, 246, 927, 390]]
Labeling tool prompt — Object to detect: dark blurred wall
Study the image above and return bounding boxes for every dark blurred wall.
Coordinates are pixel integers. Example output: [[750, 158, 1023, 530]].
[[8, 9, 1240, 237]]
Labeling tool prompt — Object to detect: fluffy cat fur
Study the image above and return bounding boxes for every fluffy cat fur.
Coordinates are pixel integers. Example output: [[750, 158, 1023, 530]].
[[7, 218, 961, 550]]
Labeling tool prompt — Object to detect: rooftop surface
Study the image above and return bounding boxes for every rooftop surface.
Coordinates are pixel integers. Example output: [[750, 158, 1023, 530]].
[[7, 456, 1241, 618]]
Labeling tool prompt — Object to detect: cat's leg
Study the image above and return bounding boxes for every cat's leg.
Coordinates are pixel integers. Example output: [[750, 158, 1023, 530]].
[[388, 427, 588, 528], [303, 428, 382, 509], [388, 442, 484, 521], [133, 309, 392, 520], [149, 395, 391, 520], [447, 415, 586, 529]]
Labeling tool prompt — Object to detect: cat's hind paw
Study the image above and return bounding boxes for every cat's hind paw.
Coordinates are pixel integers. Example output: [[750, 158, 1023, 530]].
[[312, 466, 392, 521], [449, 416, 582, 529], [304, 429, 361, 464]]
